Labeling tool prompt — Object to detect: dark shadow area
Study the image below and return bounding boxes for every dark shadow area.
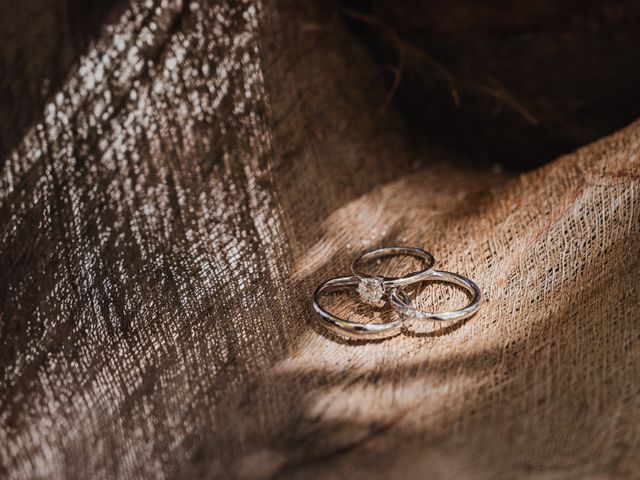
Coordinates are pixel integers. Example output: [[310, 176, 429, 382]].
[[0, 0, 127, 163], [340, 0, 640, 171]]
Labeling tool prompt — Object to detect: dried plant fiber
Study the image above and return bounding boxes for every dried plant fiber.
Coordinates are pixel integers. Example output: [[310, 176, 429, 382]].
[[1, 1, 639, 479]]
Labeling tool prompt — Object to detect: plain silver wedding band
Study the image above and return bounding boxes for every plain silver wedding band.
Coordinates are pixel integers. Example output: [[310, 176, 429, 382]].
[[312, 276, 403, 340], [351, 246, 435, 287], [389, 270, 481, 322]]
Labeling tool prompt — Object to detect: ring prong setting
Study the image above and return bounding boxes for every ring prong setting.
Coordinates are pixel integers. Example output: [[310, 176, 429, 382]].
[[357, 277, 386, 307]]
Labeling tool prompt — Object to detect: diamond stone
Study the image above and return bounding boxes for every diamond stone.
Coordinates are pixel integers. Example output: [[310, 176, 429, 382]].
[[357, 277, 386, 307]]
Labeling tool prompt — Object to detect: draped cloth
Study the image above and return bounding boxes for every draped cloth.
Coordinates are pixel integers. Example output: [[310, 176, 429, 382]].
[[1, 1, 639, 478]]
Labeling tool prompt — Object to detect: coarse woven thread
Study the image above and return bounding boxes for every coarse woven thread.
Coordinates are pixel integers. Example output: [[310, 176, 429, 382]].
[[1, 1, 640, 479]]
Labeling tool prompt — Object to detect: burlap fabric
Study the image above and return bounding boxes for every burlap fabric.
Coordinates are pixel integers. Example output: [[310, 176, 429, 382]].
[[1, 1, 639, 479]]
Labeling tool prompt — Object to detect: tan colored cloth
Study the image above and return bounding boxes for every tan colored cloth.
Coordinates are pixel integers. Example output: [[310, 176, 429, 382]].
[[1, 1, 639, 478]]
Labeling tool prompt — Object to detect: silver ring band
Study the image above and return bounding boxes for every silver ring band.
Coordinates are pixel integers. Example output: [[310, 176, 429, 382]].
[[389, 270, 481, 322], [351, 246, 435, 287], [312, 276, 403, 339]]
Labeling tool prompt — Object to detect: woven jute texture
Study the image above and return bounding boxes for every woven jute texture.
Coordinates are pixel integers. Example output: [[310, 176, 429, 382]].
[[1, 1, 639, 479]]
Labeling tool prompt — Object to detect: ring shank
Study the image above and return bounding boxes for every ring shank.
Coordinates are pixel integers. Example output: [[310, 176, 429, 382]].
[[312, 276, 403, 339], [390, 270, 481, 322], [351, 246, 435, 287]]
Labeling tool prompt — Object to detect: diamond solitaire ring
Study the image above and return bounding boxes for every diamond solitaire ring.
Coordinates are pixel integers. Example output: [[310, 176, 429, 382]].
[[312, 276, 403, 340], [351, 246, 435, 306]]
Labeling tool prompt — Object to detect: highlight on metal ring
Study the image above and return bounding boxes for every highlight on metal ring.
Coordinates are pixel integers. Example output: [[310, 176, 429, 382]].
[[312, 276, 403, 340], [389, 270, 481, 322]]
